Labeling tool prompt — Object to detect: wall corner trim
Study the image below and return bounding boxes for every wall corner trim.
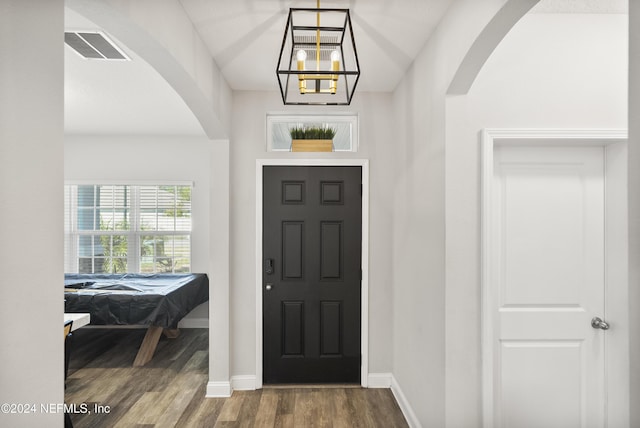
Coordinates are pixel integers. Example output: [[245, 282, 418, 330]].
[[206, 381, 232, 398], [390, 375, 422, 428], [367, 373, 393, 388]]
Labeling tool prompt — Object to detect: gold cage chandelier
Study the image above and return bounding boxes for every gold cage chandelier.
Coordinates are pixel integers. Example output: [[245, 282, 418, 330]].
[[276, 0, 360, 105]]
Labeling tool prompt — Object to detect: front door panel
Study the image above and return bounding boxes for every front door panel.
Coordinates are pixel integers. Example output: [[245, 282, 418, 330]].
[[263, 166, 362, 384]]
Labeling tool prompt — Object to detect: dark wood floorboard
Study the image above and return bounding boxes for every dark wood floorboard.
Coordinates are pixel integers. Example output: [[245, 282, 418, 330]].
[[66, 328, 408, 427]]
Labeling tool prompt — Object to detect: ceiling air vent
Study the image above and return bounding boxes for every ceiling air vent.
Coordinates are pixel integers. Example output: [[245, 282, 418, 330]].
[[65, 31, 129, 60]]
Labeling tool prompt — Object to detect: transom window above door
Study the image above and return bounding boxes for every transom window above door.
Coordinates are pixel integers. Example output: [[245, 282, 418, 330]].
[[266, 113, 358, 152]]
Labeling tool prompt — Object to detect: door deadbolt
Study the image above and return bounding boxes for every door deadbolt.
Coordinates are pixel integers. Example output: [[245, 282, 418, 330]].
[[265, 258, 274, 275]]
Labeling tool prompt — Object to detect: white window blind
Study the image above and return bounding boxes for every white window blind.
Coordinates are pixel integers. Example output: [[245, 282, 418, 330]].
[[64, 184, 192, 274]]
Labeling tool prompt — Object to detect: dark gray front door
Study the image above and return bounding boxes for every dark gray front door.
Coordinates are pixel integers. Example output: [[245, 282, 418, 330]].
[[263, 166, 362, 384]]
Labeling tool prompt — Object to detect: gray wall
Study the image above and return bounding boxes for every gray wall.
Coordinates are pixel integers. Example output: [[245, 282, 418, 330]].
[[0, 1, 64, 426]]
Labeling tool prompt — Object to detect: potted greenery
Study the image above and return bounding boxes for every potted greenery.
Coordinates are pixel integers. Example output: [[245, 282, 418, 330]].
[[290, 125, 337, 152]]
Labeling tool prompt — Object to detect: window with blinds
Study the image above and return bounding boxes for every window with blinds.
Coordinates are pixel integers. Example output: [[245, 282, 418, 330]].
[[64, 184, 192, 274]]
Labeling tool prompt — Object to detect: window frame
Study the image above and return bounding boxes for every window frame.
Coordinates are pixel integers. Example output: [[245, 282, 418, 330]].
[[265, 113, 359, 152], [64, 181, 193, 274]]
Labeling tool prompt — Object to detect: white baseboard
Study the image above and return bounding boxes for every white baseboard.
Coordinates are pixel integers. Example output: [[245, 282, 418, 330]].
[[206, 376, 256, 397], [231, 375, 257, 391], [229, 373, 389, 391], [206, 381, 232, 398], [177, 318, 209, 328], [367, 373, 392, 388], [390, 375, 421, 428]]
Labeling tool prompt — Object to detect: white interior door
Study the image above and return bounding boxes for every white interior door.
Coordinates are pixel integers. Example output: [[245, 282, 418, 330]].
[[490, 145, 607, 427]]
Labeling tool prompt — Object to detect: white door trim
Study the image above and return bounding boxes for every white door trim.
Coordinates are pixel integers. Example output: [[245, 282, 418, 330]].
[[481, 128, 629, 428], [255, 158, 370, 389]]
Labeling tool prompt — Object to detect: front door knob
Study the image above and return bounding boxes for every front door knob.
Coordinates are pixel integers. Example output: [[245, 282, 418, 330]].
[[265, 283, 273, 291], [591, 317, 610, 330]]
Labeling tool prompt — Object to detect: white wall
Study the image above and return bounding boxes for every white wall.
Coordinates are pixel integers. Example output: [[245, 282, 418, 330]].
[[444, 12, 627, 428], [0, 1, 65, 426], [628, 3, 640, 427], [228, 90, 395, 380], [465, 13, 627, 127], [64, 136, 229, 326], [390, 1, 513, 425]]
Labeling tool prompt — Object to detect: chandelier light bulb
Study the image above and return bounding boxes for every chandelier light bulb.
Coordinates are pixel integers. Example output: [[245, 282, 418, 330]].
[[296, 49, 307, 93], [329, 50, 340, 94]]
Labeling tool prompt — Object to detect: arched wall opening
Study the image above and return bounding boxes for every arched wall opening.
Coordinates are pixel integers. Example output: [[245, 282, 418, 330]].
[[65, 0, 231, 139], [63, 1, 232, 391]]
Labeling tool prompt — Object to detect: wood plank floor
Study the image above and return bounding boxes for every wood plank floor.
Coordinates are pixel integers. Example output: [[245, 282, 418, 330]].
[[65, 328, 408, 427]]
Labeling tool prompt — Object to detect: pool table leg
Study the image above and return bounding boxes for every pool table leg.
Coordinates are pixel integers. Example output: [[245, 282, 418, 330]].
[[133, 326, 163, 367]]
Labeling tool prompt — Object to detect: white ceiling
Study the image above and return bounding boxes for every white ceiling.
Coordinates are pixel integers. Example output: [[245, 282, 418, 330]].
[[64, 0, 628, 136], [531, 0, 627, 14], [64, 0, 455, 136], [178, 0, 454, 92]]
